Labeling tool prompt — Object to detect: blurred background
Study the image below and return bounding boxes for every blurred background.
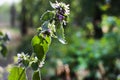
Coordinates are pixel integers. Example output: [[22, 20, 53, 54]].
[[0, 0, 120, 80]]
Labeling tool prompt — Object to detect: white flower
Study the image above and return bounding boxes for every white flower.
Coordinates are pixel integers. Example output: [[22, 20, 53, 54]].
[[39, 61, 45, 68], [50, 1, 70, 15], [17, 53, 24, 63], [17, 53, 23, 60], [17, 52, 30, 63], [33, 57, 38, 63], [17, 53, 22, 59]]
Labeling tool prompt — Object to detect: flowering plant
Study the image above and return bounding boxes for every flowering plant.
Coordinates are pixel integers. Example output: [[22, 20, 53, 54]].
[[8, 1, 70, 80]]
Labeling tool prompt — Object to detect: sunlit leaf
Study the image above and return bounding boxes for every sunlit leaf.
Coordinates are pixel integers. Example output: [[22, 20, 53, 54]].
[[31, 35, 51, 61], [8, 67, 27, 80]]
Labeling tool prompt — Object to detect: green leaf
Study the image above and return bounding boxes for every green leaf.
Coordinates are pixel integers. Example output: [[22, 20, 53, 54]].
[[1, 44, 7, 57], [31, 35, 51, 61], [8, 67, 27, 80], [31, 35, 43, 60], [40, 11, 54, 21], [32, 70, 40, 80], [31, 62, 39, 71], [23, 60, 29, 67], [56, 23, 66, 44]]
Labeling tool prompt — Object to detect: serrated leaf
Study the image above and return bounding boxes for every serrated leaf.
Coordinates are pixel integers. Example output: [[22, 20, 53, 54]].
[[8, 67, 27, 80], [40, 11, 54, 21], [32, 70, 40, 80], [31, 35, 51, 61], [56, 23, 66, 44]]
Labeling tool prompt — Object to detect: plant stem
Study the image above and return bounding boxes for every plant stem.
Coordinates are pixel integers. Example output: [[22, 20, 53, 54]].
[[18, 68, 25, 80], [39, 68, 42, 80]]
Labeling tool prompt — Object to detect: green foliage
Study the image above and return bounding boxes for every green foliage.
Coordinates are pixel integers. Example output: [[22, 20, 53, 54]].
[[31, 35, 51, 61], [31, 0, 70, 66], [56, 22, 66, 44], [32, 70, 41, 80], [3, 0, 120, 79], [0, 31, 9, 57], [40, 11, 54, 22], [8, 1, 70, 80], [1, 44, 7, 57], [31, 61, 39, 71], [48, 22, 120, 79], [8, 67, 27, 80]]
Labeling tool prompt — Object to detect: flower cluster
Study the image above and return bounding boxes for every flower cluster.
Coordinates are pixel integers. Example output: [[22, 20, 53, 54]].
[[50, 1, 70, 24], [17, 53, 30, 67], [30, 57, 38, 63], [39, 60, 45, 68], [17, 1, 70, 70], [17, 52, 30, 63], [17, 52, 45, 68]]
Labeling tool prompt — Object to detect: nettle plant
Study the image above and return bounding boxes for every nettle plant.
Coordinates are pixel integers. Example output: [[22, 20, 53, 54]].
[[8, 1, 70, 80]]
